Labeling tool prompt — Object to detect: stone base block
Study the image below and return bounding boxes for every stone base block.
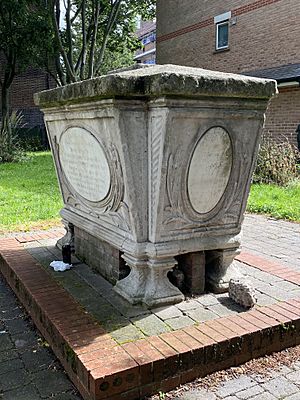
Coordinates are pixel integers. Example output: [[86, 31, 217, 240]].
[[74, 227, 129, 284], [177, 251, 206, 295]]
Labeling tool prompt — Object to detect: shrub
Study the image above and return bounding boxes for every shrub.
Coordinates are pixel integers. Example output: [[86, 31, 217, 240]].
[[0, 111, 26, 163], [253, 135, 299, 186]]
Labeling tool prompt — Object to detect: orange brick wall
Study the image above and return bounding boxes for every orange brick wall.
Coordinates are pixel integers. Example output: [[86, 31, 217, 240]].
[[157, 0, 300, 73], [0, 65, 53, 128], [263, 88, 300, 147], [157, 0, 300, 145]]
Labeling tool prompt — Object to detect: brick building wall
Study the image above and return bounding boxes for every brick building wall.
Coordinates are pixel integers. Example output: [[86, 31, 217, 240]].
[[157, 0, 300, 73], [264, 87, 300, 146], [0, 66, 52, 129], [135, 20, 156, 65], [157, 0, 300, 146]]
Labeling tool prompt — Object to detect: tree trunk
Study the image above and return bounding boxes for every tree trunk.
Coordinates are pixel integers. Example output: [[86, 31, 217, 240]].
[[1, 84, 10, 137]]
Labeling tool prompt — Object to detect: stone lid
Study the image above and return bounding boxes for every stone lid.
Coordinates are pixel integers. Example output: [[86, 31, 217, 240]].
[[35, 64, 277, 108]]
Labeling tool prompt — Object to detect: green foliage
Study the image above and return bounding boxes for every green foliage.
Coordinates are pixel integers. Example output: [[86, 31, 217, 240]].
[[0, 112, 26, 163], [49, 0, 156, 84], [253, 135, 299, 186], [247, 180, 300, 222], [0, 152, 62, 232], [0, 0, 53, 153]]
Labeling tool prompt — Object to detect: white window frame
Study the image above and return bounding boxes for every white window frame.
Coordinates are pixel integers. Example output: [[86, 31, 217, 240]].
[[214, 11, 231, 51], [216, 20, 229, 50]]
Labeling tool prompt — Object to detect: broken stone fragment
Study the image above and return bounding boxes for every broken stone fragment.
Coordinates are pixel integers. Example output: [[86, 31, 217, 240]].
[[229, 278, 257, 309]]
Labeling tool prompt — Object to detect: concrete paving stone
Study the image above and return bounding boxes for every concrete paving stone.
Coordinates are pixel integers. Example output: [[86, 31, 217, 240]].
[[285, 393, 300, 400], [98, 314, 129, 332], [179, 388, 217, 399], [0, 357, 24, 375], [152, 305, 183, 320], [11, 331, 40, 350], [1, 306, 23, 320], [0, 349, 19, 363], [222, 397, 240, 400], [197, 294, 220, 306], [73, 264, 113, 294], [255, 293, 277, 306], [4, 316, 31, 334], [286, 370, 300, 384], [118, 304, 151, 318], [272, 280, 300, 291], [259, 286, 296, 301], [185, 307, 218, 323], [217, 298, 247, 313], [110, 324, 145, 344], [38, 238, 59, 247], [207, 303, 237, 317], [132, 314, 170, 336], [262, 376, 298, 398], [1, 383, 41, 400], [21, 349, 55, 372], [23, 241, 43, 249], [216, 376, 256, 398], [248, 392, 277, 400], [32, 369, 74, 398], [164, 316, 195, 330], [52, 390, 83, 400], [176, 299, 200, 311], [235, 384, 265, 399], [0, 368, 32, 391], [0, 333, 14, 351]]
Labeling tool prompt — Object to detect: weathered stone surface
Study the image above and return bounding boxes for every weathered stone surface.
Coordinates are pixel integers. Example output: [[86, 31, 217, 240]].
[[229, 278, 257, 309], [35, 64, 277, 107], [36, 64, 276, 306]]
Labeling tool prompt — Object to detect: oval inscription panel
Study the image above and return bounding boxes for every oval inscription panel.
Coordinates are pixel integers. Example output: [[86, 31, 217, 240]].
[[59, 127, 111, 202], [187, 127, 232, 214]]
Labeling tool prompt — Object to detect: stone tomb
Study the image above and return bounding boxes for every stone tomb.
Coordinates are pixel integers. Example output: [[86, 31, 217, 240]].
[[35, 64, 276, 307]]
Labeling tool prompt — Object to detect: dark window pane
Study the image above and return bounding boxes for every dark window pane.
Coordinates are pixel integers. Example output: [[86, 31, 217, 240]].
[[218, 23, 228, 48]]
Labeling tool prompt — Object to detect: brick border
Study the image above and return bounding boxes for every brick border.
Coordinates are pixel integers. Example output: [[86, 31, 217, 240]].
[[1, 238, 300, 400], [157, 0, 283, 43], [237, 251, 300, 285]]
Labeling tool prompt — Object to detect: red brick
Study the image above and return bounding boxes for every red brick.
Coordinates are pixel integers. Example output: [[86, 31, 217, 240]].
[[196, 323, 228, 342], [147, 336, 180, 378], [217, 317, 248, 336], [227, 315, 261, 334], [250, 309, 279, 327], [205, 319, 237, 339], [240, 311, 271, 329], [183, 325, 215, 345], [258, 306, 291, 324]]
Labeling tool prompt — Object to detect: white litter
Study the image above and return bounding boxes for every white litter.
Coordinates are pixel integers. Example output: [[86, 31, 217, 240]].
[[50, 261, 72, 272]]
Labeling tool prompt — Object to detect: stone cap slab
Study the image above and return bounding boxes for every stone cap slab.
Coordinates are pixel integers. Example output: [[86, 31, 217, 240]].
[[34, 64, 277, 108]]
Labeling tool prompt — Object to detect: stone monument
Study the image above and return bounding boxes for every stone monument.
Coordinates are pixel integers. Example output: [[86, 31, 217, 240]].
[[35, 65, 276, 307]]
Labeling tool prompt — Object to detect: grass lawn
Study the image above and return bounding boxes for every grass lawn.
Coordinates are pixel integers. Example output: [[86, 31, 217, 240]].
[[0, 152, 62, 233], [247, 180, 300, 223], [0, 151, 299, 233]]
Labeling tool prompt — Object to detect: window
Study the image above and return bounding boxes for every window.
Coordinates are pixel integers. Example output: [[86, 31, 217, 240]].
[[216, 21, 229, 50], [214, 11, 231, 51]]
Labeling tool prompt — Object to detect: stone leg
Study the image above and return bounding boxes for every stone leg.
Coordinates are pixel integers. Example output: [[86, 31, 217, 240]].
[[205, 247, 240, 293], [113, 254, 148, 304], [143, 257, 185, 307], [114, 254, 184, 306], [56, 219, 75, 252]]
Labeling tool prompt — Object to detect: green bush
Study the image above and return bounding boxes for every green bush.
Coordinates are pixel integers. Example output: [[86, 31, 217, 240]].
[[253, 135, 299, 186], [0, 111, 26, 163]]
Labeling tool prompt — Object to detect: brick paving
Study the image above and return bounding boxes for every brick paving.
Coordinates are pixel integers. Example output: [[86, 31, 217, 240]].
[[0, 213, 299, 399], [0, 274, 82, 399]]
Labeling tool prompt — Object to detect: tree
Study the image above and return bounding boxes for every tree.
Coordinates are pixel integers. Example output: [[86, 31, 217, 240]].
[[48, 0, 155, 85], [0, 0, 52, 135]]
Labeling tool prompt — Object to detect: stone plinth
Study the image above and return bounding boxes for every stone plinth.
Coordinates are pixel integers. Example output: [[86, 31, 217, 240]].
[[35, 64, 277, 307]]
